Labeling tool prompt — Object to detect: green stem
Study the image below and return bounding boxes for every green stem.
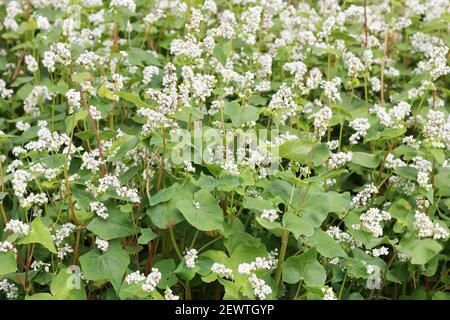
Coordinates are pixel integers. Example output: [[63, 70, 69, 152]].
[[190, 229, 199, 248], [274, 230, 289, 287], [169, 226, 183, 260], [338, 265, 348, 300]]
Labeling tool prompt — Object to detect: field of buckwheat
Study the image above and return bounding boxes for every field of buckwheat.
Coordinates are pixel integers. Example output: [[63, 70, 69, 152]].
[[0, 0, 449, 301]]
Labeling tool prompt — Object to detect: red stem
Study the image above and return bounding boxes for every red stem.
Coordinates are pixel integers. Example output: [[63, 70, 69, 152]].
[[82, 92, 106, 177]]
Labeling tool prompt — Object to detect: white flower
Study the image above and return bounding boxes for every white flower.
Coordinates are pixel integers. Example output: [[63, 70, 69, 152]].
[[327, 226, 362, 249], [53, 223, 76, 247], [66, 89, 81, 114], [366, 264, 382, 289], [143, 66, 159, 85], [269, 83, 296, 111], [351, 183, 378, 207], [370, 102, 411, 129], [414, 210, 449, 240], [110, 0, 136, 13], [322, 286, 337, 300], [260, 209, 279, 223], [95, 237, 109, 252], [211, 263, 233, 279], [327, 140, 339, 151], [56, 244, 73, 260], [0, 241, 17, 254], [4, 219, 30, 236], [314, 107, 332, 139], [384, 153, 406, 169], [370, 246, 389, 257], [0, 79, 13, 99], [125, 271, 146, 284], [184, 161, 196, 173], [164, 288, 179, 300], [344, 52, 365, 78], [248, 273, 272, 300], [238, 251, 278, 275], [89, 202, 109, 219], [31, 260, 51, 272], [125, 269, 161, 293], [0, 279, 19, 299], [142, 268, 161, 292], [423, 110, 450, 149], [25, 55, 38, 73], [184, 248, 198, 268], [370, 77, 381, 92], [89, 105, 102, 120], [16, 121, 30, 132], [76, 51, 100, 69], [321, 78, 342, 103], [349, 118, 370, 144], [193, 201, 200, 210], [328, 151, 352, 170], [36, 15, 51, 30], [428, 46, 450, 80], [359, 208, 391, 237]]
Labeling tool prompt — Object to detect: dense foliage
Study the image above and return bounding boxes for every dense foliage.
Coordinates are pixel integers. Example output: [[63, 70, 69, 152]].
[[0, 0, 450, 300]]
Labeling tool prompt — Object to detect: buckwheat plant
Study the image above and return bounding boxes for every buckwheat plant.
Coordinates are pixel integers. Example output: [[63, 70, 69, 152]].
[[0, 0, 449, 301]]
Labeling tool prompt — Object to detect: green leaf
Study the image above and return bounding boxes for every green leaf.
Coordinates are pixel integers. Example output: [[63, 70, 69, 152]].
[[303, 260, 327, 286], [310, 229, 347, 258], [435, 168, 450, 196], [25, 293, 54, 300], [255, 216, 283, 233], [242, 196, 274, 212], [98, 85, 117, 100], [430, 148, 445, 164], [389, 199, 413, 227], [110, 136, 140, 161], [50, 268, 87, 300], [300, 187, 351, 227], [213, 45, 227, 66], [223, 101, 259, 127], [176, 190, 224, 232], [365, 127, 407, 142], [71, 71, 95, 83], [399, 238, 442, 265], [154, 259, 177, 289], [19, 217, 57, 253], [283, 248, 326, 286], [0, 252, 17, 276], [282, 211, 314, 238], [150, 183, 183, 206], [148, 202, 185, 229], [278, 139, 314, 164], [147, 184, 190, 229], [394, 166, 418, 179], [87, 208, 137, 240], [311, 143, 330, 167], [263, 180, 300, 204], [432, 291, 450, 300], [217, 174, 242, 192], [119, 282, 164, 300], [10, 76, 34, 87], [351, 152, 380, 168], [128, 47, 161, 66], [116, 91, 150, 108], [79, 241, 130, 292], [138, 228, 158, 245], [65, 109, 88, 135]]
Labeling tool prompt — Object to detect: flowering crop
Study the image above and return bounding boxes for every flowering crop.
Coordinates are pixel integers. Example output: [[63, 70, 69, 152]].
[[0, 0, 449, 301]]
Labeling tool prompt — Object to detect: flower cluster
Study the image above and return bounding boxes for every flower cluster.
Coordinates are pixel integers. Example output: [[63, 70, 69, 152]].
[[0, 0, 449, 302]]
